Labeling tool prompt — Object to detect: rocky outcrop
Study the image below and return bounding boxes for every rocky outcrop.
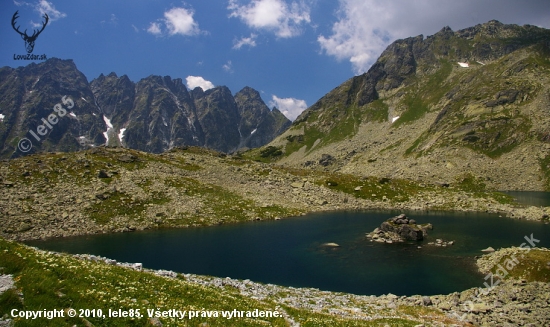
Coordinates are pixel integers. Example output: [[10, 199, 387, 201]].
[[318, 154, 335, 167], [366, 214, 432, 243], [476, 246, 550, 274]]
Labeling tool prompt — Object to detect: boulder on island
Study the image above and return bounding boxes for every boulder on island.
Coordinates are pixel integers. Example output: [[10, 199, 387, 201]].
[[366, 214, 432, 243]]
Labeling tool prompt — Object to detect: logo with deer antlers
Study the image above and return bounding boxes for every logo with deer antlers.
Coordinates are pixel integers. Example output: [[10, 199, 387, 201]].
[[11, 11, 49, 54]]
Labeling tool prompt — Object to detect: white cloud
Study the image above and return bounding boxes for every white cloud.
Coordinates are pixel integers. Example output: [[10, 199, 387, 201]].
[[14, 0, 66, 24], [131, 24, 139, 33], [147, 7, 201, 36], [319, 0, 550, 75], [233, 33, 257, 49], [164, 7, 200, 36], [101, 13, 118, 27], [147, 22, 162, 36], [222, 60, 233, 73], [269, 95, 307, 121], [318, 0, 402, 75], [228, 0, 310, 38], [186, 76, 215, 91], [35, 0, 66, 21]]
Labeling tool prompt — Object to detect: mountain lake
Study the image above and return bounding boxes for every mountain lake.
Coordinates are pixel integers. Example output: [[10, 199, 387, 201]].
[[28, 194, 550, 297]]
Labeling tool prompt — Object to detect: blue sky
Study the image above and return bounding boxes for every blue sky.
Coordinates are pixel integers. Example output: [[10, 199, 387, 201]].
[[1, 0, 549, 120]]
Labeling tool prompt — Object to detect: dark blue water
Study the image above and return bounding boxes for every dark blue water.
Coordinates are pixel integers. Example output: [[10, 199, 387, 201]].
[[28, 210, 550, 296], [503, 191, 550, 207]]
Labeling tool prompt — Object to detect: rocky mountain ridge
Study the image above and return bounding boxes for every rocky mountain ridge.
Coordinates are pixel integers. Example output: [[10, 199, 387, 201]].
[[0, 58, 291, 157], [259, 20, 550, 191]]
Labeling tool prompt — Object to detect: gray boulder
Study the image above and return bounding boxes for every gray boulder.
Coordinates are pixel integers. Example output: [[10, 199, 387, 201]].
[[319, 154, 335, 166], [367, 214, 432, 242]]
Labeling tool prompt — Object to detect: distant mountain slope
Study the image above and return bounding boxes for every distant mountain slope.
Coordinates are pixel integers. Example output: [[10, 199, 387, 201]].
[[0, 58, 290, 156], [234, 86, 291, 149], [258, 20, 550, 191]]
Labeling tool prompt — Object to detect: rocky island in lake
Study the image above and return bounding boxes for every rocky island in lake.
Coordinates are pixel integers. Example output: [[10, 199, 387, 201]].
[[366, 214, 433, 243]]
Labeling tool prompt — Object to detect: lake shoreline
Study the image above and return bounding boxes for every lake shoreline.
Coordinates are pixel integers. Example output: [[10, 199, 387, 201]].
[[1, 147, 549, 242], [5, 200, 550, 242], [12, 244, 548, 326], [24, 209, 550, 300]]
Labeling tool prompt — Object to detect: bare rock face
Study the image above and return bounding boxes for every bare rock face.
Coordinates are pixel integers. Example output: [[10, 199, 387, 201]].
[[0, 59, 291, 157], [366, 214, 432, 243], [234, 87, 291, 150]]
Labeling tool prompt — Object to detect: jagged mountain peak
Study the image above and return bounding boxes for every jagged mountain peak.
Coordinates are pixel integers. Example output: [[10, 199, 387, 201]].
[[235, 93, 292, 150], [432, 20, 541, 40], [236, 86, 262, 98], [140, 74, 173, 86], [29, 57, 75, 69], [296, 20, 550, 121], [0, 58, 290, 156], [190, 86, 205, 97]]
